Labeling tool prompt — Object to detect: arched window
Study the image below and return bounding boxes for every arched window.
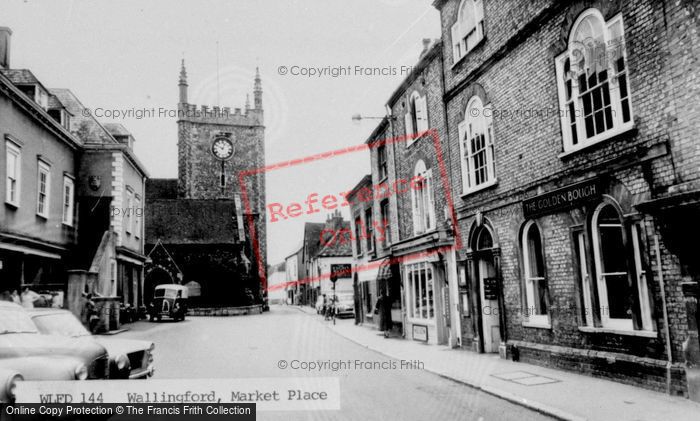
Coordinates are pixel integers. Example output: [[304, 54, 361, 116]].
[[411, 160, 435, 235], [458, 96, 496, 194], [590, 200, 652, 331], [451, 0, 485, 62], [555, 9, 633, 152], [405, 91, 428, 139], [521, 221, 549, 326]]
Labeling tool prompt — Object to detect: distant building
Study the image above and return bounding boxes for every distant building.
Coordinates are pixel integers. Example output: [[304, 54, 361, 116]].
[[267, 262, 286, 304]]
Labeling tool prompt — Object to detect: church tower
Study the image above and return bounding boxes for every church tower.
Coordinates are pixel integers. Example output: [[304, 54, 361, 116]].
[[175, 60, 267, 296]]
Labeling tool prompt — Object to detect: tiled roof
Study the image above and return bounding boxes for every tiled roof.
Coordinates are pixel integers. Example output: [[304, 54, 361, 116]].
[[47, 94, 66, 110], [50, 88, 116, 144], [0, 69, 40, 84], [103, 123, 131, 136], [302, 222, 326, 259], [145, 199, 239, 244], [146, 178, 179, 200], [315, 221, 352, 257]]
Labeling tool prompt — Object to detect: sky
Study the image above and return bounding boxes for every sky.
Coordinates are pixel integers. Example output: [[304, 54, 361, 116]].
[[2, 0, 441, 265]]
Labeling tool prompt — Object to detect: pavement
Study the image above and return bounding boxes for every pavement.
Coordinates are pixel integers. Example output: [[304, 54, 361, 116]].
[[116, 306, 554, 421], [292, 305, 700, 421]]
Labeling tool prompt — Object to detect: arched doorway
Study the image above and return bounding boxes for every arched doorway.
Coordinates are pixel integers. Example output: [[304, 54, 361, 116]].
[[144, 267, 173, 305]]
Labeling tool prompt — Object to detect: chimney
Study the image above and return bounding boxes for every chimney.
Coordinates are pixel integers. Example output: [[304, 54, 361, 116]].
[[0, 27, 12, 69], [419, 38, 432, 58]]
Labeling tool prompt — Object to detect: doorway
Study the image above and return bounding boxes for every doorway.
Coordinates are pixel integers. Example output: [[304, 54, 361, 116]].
[[472, 224, 501, 354]]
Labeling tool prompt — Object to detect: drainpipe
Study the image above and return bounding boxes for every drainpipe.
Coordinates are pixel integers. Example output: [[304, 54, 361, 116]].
[[654, 234, 673, 394]]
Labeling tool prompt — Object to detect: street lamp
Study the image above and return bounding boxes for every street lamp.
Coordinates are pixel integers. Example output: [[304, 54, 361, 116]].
[[351, 114, 397, 125]]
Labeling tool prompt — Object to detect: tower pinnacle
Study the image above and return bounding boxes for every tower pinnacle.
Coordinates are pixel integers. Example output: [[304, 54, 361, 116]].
[[254, 67, 262, 110], [178, 59, 188, 104]]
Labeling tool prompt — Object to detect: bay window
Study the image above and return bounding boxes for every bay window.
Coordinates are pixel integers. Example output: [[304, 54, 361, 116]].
[[555, 10, 633, 153]]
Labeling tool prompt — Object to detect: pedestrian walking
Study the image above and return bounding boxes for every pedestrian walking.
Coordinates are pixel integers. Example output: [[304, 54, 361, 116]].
[[375, 289, 393, 338]]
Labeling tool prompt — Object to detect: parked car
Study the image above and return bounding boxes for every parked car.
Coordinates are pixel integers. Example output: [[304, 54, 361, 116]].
[[27, 308, 155, 379], [333, 294, 355, 319], [0, 302, 110, 382], [149, 284, 188, 322]]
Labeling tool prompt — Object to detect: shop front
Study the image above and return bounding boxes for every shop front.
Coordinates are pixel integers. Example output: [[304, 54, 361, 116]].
[[401, 255, 450, 346]]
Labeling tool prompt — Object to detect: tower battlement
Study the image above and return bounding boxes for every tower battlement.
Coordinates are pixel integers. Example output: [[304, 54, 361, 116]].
[[177, 102, 263, 126]]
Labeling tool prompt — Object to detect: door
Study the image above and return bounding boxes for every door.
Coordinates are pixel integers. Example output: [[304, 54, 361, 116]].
[[479, 257, 500, 353]]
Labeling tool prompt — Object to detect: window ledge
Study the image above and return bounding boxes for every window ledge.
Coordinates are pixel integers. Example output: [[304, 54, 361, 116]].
[[461, 178, 498, 198], [578, 326, 657, 338], [36, 213, 48, 220], [522, 321, 552, 330], [406, 131, 431, 148], [558, 123, 636, 159], [5, 201, 19, 209], [450, 37, 486, 70]]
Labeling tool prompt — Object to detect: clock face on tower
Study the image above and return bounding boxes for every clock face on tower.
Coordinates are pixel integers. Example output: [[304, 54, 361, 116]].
[[212, 137, 234, 160]]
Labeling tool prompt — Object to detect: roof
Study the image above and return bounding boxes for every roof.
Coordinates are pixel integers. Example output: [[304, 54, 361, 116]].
[[103, 123, 131, 137], [346, 175, 372, 200], [315, 221, 352, 257], [146, 179, 178, 200], [50, 88, 116, 144], [386, 39, 442, 107], [302, 222, 326, 259], [47, 94, 67, 111], [0, 68, 41, 85], [145, 199, 240, 244]]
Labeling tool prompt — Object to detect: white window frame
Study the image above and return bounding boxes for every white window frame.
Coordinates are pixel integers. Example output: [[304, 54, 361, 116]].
[[590, 200, 653, 331], [451, 0, 485, 63], [134, 195, 141, 239], [125, 189, 133, 235], [364, 206, 374, 254], [404, 91, 428, 143], [36, 160, 51, 218], [405, 261, 435, 323], [62, 175, 74, 226], [521, 221, 550, 328], [554, 10, 634, 155], [576, 231, 595, 327], [411, 160, 436, 236], [5, 141, 21, 207], [458, 97, 496, 195]]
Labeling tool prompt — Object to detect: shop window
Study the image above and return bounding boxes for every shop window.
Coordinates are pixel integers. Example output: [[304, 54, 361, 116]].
[[36, 160, 50, 218], [458, 96, 496, 195], [5, 140, 21, 207], [411, 160, 436, 235], [554, 9, 633, 153], [521, 221, 549, 326], [589, 200, 653, 331], [406, 261, 435, 321], [451, 0, 485, 63]]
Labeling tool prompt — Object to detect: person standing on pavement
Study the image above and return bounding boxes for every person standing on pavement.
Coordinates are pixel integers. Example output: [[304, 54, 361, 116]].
[[375, 288, 393, 338]]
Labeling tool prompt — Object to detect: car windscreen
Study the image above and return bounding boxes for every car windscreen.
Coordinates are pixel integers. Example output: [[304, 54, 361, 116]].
[[155, 289, 178, 299], [32, 313, 91, 337], [0, 308, 39, 334]]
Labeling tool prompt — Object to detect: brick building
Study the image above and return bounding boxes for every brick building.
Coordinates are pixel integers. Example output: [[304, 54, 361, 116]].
[[145, 61, 267, 307], [432, 0, 700, 397]]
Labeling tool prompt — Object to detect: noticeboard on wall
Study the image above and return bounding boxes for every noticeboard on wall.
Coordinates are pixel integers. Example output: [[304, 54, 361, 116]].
[[482, 277, 499, 300], [412, 324, 428, 342]]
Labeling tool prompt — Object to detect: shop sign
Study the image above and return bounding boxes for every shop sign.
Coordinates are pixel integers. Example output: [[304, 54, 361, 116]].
[[483, 277, 499, 300], [330, 264, 351, 282], [523, 178, 601, 219], [412, 324, 428, 342]]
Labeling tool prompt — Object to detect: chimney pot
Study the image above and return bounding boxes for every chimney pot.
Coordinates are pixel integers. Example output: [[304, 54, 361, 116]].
[[0, 27, 12, 69]]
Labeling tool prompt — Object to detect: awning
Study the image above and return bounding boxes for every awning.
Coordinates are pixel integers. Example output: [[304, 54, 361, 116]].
[[357, 260, 380, 283]]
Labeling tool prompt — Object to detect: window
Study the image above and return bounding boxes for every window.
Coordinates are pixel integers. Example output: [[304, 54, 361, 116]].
[[354, 213, 363, 256], [380, 199, 391, 247], [451, 0, 485, 62], [589, 201, 652, 331], [364, 207, 374, 253], [458, 97, 496, 194], [36, 160, 50, 218], [62, 176, 74, 226], [521, 221, 549, 326], [125, 189, 133, 235], [404, 91, 428, 139], [377, 144, 388, 180], [134, 195, 141, 238], [411, 160, 436, 235], [406, 262, 435, 321], [5, 141, 20, 206], [555, 10, 633, 153]]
